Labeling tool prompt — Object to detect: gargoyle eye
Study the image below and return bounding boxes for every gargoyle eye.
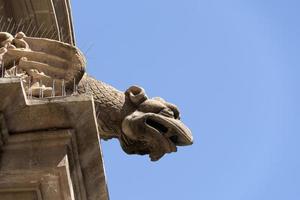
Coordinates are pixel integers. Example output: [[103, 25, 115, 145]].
[[159, 108, 175, 118]]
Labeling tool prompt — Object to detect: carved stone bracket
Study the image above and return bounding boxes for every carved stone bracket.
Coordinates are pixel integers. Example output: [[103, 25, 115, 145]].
[[0, 78, 109, 200], [0, 129, 82, 200]]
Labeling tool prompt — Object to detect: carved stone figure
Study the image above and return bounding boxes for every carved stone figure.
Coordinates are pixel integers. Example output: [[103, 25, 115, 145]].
[[0, 32, 193, 161]]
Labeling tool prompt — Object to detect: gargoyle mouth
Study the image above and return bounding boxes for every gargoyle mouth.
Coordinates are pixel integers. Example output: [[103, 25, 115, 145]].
[[144, 114, 193, 146]]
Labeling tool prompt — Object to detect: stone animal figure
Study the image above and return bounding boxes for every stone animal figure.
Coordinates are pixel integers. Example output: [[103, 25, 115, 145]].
[[0, 32, 193, 161]]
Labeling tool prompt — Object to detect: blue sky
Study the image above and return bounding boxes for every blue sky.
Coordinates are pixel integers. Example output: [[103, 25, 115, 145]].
[[72, 1, 300, 199]]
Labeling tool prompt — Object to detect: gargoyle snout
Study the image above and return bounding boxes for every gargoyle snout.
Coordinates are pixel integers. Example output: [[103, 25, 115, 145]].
[[145, 114, 193, 146]]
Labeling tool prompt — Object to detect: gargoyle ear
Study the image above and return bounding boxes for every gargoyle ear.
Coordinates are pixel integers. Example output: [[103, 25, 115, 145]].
[[153, 97, 180, 119], [125, 85, 148, 105]]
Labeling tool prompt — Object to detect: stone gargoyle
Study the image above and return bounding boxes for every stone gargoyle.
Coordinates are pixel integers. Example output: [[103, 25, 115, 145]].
[[0, 32, 193, 161]]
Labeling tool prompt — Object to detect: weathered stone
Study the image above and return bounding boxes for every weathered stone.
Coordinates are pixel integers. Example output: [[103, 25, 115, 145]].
[[0, 78, 109, 200], [0, 0, 75, 44]]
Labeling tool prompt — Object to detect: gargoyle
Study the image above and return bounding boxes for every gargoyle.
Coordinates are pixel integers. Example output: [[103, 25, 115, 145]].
[[0, 32, 193, 161]]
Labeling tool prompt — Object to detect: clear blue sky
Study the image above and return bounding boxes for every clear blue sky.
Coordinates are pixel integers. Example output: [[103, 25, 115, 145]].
[[72, 1, 300, 199]]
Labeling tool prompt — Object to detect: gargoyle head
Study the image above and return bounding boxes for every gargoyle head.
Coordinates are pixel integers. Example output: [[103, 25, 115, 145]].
[[121, 86, 193, 161]]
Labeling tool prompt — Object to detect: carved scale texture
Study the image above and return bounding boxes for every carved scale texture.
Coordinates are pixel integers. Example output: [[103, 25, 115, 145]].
[[77, 74, 128, 139]]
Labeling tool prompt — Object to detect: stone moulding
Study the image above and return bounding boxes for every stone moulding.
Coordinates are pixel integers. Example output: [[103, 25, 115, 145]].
[[0, 130, 81, 200], [0, 78, 109, 200]]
